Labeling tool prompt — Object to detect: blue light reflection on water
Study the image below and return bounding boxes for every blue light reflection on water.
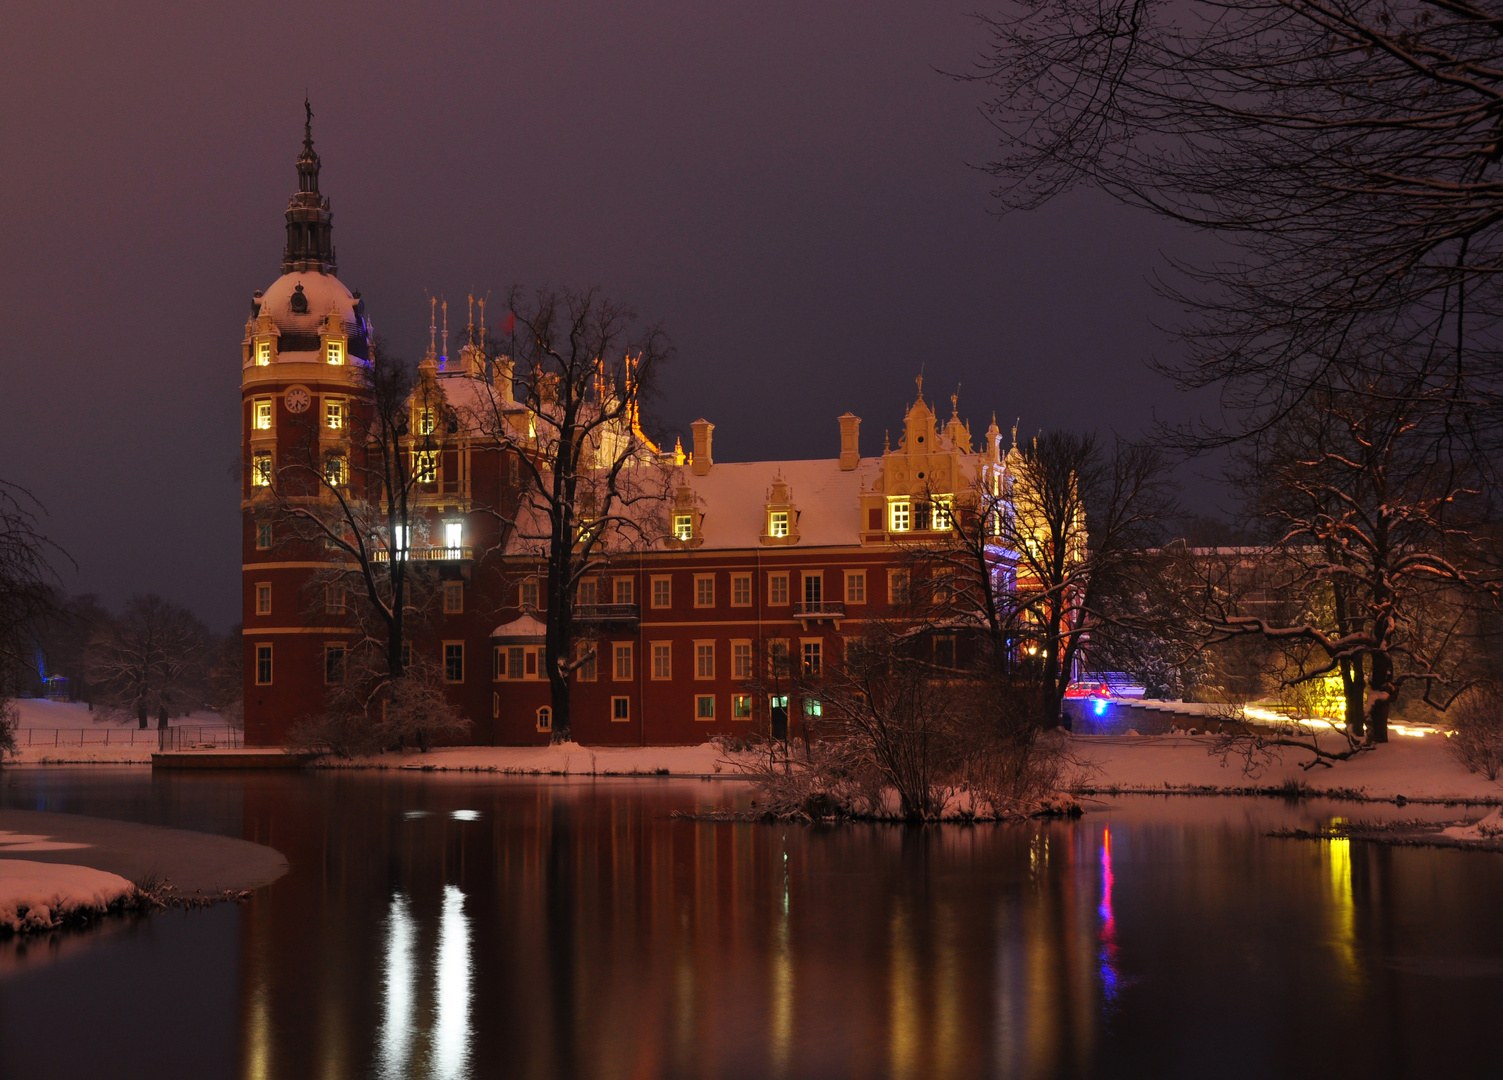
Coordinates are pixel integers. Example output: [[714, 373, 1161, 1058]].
[[1097, 826, 1121, 1010]]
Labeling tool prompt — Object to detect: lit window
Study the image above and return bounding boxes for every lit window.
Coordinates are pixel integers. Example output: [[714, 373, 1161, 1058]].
[[695, 575, 715, 607], [256, 341, 272, 366], [889, 569, 910, 605], [444, 521, 463, 552], [614, 643, 633, 681], [324, 455, 347, 487], [255, 583, 271, 616], [614, 578, 634, 605], [444, 642, 464, 683], [731, 574, 751, 606], [253, 398, 273, 430], [651, 576, 671, 608], [695, 694, 715, 721], [803, 697, 822, 718], [324, 644, 346, 684], [444, 582, 463, 614], [256, 522, 272, 550], [255, 644, 273, 685], [768, 573, 789, 605], [846, 570, 866, 604], [521, 578, 539, 611], [413, 451, 438, 483], [696, 642, 715, 679], [325, 585, 345, 614], [326, 340, 344, 365], [576, 643, 597, 682], [769, 511, 789, 538], [673, 514, 693, 541], [325, 400, 344, 429], [536, 706, 552, 732], [732, 641, 752, 680], [890, 500, 911, 532], [732, 693, 753, 719], [392, 525, 409, 557], [802, 640, 822, 676], [652, 642, 672, 680], [933, 496, 954, 531], [612, 696, 630, 721], [418, 407, 436, 436], [252, 452, 272, 487]]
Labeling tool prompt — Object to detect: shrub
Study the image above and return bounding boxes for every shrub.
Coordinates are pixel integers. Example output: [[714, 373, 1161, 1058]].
[[1447, 693, 1503, 782]]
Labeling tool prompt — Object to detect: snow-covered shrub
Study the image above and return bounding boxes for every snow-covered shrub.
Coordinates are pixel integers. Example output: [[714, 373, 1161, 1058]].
[[289, 655, 471, 757], [0, 699, 16, 761], [1447, 693, 1503, 781]]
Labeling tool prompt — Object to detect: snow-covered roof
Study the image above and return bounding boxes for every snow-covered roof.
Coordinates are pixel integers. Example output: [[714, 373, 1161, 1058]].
[[491, 614, 548, 641], [255, 271, 363, 353], [673, 458, 880, 549]]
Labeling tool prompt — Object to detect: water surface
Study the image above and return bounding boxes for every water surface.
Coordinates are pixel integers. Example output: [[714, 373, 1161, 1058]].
[[1, 769, 1500, 1079]]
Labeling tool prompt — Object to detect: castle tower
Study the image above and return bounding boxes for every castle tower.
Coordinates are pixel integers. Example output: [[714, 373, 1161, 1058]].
[[240, 106, 372, 745]]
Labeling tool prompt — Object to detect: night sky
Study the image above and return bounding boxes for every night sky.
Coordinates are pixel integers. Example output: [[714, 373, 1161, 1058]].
[[1, 1, 1215, 632]]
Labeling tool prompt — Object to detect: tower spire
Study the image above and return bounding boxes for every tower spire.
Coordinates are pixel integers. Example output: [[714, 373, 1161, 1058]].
[[281, 101, 337, 275]]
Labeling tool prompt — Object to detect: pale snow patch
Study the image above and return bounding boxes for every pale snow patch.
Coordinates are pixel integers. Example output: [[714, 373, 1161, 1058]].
[[1441, 807, 1503, 840], [0, 860, 134, 933]]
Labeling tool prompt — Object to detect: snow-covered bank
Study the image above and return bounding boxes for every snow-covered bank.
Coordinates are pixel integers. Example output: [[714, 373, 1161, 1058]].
[[325, 741, 739, 777], [1070, 731, 1503, 803], [0, 860, 135, 934]]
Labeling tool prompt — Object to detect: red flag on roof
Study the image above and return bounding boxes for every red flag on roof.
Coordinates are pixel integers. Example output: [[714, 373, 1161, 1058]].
[[502, 311, 515, 334]]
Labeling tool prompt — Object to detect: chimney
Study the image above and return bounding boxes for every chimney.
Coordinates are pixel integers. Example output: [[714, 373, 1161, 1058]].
[[691, 418, 714, 475], [838, 413, 861, 470]]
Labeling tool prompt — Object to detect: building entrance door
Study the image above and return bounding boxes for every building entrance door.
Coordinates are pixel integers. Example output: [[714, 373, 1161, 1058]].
[[770, 694, 789, 740]]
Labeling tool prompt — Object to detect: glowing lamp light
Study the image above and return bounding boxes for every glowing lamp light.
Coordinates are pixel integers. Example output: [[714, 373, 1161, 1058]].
[[1093, 699, 1109, 716]]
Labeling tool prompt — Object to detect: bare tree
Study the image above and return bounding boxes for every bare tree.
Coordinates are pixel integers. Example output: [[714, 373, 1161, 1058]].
[[973, 0, 1503, 451], [261, 341, 446, 703], [960, 431, 1179, 725], [1187, 369, 1499, 741], [465, 286, 675, 743], [0, 484, 67, 696], [85, 595, 211, 735]]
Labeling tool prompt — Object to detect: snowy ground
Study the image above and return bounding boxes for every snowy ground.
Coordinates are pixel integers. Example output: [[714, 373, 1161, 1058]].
[[0, 859, 134, 934], [329, 741, 738, 777], [7, 700, 235, 764], [1069, 729, 1503, 803]]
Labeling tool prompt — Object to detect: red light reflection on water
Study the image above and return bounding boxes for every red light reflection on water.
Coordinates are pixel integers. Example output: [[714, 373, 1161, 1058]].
[[1098, 827, 1121, 1009]]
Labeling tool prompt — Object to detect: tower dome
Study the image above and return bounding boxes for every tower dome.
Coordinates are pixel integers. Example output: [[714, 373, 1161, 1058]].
[[244, 103, 371, 363]]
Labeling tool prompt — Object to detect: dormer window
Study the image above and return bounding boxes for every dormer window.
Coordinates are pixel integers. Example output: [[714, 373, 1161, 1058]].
[[769, 511, 789, 538], [673, 513, 694, 541], [253, 399, 272, 430], [326, 340, 344, 365], [890, 499, 911, 532], [256, 341, 272, 366], [933, 495, 954, 531], [418, 408, 436, 436], [325, 399, 344, 430]]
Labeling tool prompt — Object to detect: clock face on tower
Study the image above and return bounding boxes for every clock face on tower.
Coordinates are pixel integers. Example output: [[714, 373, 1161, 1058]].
[[284, 387, 311, 413]]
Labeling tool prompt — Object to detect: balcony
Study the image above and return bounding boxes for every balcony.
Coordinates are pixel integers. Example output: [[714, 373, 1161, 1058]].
[[794, 600, 845, 623], [574, 603, 640, 624], [372, 546, 473, 563]]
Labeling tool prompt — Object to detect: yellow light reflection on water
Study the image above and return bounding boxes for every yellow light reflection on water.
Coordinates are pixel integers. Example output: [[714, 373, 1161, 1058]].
[[1324, 835, 1359, 987]]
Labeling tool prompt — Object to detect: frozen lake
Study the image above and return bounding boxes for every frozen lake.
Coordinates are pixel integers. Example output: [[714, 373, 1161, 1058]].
[[1, 768, 1501, 1079]]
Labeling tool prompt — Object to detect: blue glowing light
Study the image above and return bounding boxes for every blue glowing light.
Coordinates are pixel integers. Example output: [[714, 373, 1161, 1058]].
[[1093, 698, 1108, 716]]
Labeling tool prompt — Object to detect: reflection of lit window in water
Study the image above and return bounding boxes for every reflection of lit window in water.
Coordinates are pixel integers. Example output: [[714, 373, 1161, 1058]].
[[375, 887, 473, 1080], [1326, 834, 1358, 982], [433, 884, 473, 1080], [376, 893, 416, 1080], [1098, 827, 1121, 1008]]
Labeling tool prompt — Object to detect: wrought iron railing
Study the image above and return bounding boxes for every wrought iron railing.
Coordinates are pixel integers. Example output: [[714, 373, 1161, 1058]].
[[793, 601, 846, 619], [574, 603, 640, 622]]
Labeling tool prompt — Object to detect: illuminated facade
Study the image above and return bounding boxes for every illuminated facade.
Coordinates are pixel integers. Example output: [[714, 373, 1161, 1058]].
[[241, 121, 1022, 746]]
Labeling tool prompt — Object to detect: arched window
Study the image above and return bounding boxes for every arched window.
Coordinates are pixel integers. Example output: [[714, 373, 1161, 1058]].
[[536, 706, 552, 732]]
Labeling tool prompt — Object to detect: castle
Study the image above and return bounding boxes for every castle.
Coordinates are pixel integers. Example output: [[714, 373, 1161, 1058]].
[[240, 117, 1018, 746]]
